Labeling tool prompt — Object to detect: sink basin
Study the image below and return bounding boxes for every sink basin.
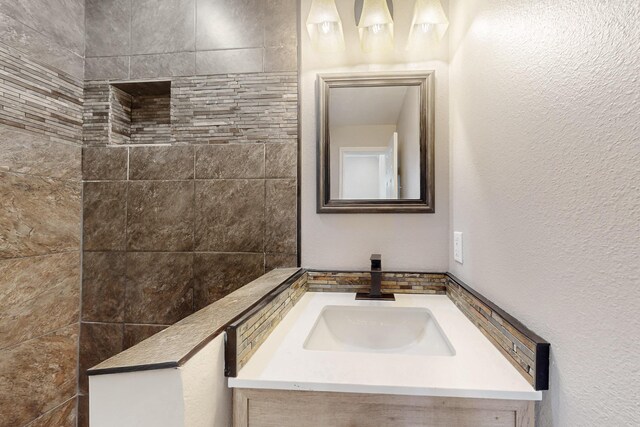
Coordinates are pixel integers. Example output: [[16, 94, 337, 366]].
[[303, 305, 455, 356]]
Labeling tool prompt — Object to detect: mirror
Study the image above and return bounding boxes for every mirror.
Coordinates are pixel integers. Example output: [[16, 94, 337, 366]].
[[317, 72, 435, 213]]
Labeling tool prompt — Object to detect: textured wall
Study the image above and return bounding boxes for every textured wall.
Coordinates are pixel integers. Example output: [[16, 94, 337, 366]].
[[0, 0, 84, 424], [300, 0, 450, 271], [448, 1, 640, 425]]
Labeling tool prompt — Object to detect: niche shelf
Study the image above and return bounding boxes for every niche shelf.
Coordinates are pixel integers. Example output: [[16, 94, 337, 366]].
[[109, 81, 172, 144]]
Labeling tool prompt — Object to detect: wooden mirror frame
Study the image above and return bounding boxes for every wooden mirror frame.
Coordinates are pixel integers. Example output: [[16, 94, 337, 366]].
[[317, 71, 435, 213]]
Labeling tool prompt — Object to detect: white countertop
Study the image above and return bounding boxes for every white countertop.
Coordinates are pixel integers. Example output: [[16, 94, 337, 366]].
[[229, 292, 542, 401]]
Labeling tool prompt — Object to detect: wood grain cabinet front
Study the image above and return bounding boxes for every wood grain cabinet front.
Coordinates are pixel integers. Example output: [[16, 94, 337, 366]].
[[233, 389, 535, 427]]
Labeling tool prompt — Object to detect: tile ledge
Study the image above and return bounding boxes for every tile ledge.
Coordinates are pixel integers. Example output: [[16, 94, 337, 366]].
[[88, 267, 302, 376]]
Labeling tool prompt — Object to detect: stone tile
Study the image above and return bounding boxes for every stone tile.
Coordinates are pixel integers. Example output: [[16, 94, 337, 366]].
[[0, 0, 85, 56], [124, 324, 168, 350], [79, 322, 123, 394], [85, 0, 131, 57], [195, 180, 265, 252], [83, 182, 127, 251], [85, 56, 130, 81], [265, 179, 297, 253], [26, 397, 76, 427], [125, 253, 193, 324], [196, 49, 263, 75], [195, 144, 264, 179], [0, 12, 84, 79], [0, 45, 84, 145], [196, 0, 264, 50], [131, 0, 195, 54], [264, 0, 297, 48], [82, 146, 128, 181], [82, 252, 127, 323], [0, 173, 81, 259], [110, 86, 133, 145], [129, 146, 194, 180], [0, 324, 79, 426], [193, 253, 264, 309], [0, 253, 79, 350], [130, 52, 196, 79], [0, 127, 81, 180], [127, 181, 195, 251], [130, 94, 172, 145], [265, 253, 297, 271], [265, 142, 297, 178], [264, 45, 297, 72]]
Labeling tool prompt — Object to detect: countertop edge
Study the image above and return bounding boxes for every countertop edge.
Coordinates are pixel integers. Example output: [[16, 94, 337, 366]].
[[227, 379, 543, 402]]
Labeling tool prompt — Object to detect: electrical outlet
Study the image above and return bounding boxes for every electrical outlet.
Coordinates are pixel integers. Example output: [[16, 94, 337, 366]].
[[454, 232, 463, 264]]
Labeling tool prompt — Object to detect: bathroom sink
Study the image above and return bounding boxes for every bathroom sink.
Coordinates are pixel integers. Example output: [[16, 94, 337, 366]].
[[303, 305, 455, 356]]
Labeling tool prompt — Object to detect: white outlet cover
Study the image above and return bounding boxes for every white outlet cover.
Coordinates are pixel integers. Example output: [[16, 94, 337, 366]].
[[454, 232, 463, 264]]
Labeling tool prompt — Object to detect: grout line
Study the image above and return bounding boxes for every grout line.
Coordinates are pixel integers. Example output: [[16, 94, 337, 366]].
[[76, 172, 85, 405], [129, 0, 133, 57], [119, 322, 172, 328], [122, 146, 131, 332], [296, 0, 302, 268], [82, 177, 296, 183], [82, 250, 270, 256], [85, 46, 271, 61], [194, 0, 198, 53], [22, 395, 77, 427], [0, 320, 80, 353], [192, 145, 197, 314], [263, 142, 267, 272], [0, 170, 83, 184], [0, 250, 79, 262]]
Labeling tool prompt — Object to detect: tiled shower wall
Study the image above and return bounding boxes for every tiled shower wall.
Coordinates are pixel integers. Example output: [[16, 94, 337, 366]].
[[80, 0, 298, 424], [0, 0, 84, 425]]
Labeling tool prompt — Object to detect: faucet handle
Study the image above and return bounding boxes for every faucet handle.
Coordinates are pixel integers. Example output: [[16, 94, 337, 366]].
[[370, 254, 381, 270]]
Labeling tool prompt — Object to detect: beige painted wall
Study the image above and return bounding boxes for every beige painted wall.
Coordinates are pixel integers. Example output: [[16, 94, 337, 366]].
[[449, 0, 640, 425], [301, 0, 450, 271]]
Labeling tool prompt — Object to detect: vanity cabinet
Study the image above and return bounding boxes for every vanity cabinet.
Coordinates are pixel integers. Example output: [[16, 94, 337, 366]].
[[233, 388, 534, 427]]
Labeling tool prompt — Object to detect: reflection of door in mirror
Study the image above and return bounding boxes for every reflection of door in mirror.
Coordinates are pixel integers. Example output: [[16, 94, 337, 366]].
[[385, 132, 399, 199], [329, 85, 420, 200], [339, 132, 398, 199]]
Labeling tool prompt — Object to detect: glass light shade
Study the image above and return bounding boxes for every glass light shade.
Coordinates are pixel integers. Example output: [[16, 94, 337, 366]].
[[357, 0, 394, 52], [407, 0, 449, 49], [306, 0, 345, 52]]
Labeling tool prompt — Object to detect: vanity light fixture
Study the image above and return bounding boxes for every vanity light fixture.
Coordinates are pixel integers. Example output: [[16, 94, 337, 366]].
[[357, 0, 394, 53], [407, 0, 449, 49], [306, 0, 345, 52]]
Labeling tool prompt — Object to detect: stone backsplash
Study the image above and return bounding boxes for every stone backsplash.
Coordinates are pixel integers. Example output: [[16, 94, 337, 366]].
[[447, 275, 549, 390], [232, 271, 308, 374], [306, 271, 448, 294]]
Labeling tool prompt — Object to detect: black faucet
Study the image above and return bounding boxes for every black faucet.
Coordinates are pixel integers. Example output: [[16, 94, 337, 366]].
[[355, 254, 395, 301]]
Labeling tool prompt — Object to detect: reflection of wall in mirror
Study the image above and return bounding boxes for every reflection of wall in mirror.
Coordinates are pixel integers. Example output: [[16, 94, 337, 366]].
[[329, 125, 396, 199], [397, 87, 421, 199]]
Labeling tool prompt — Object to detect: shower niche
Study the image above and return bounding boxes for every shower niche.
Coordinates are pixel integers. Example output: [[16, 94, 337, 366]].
[[108, 81, 172, 144]]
